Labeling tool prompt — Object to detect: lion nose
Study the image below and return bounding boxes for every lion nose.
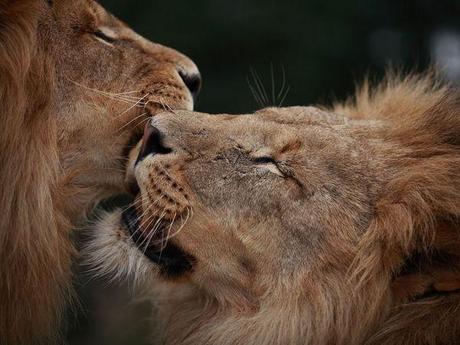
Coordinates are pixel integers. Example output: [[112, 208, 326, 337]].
[[136, 122, 171, 164], [178, 70, 201, 102]]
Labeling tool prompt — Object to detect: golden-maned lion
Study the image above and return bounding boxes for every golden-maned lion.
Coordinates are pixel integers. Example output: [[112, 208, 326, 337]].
[[89, 74, 460, 345], [0, 0, 200, 344]]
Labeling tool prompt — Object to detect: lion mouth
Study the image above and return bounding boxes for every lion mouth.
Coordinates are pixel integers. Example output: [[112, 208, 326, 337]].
[[121, 204, 194, 277]]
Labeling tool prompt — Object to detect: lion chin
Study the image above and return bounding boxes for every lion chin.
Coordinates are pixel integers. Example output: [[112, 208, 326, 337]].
[[88, 72, 460, 345], [0, 1, 200, 344]]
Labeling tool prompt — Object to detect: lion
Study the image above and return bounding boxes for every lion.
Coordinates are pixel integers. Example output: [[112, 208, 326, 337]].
[[0, 1, 200, 344], [88, 73, 460, 345]]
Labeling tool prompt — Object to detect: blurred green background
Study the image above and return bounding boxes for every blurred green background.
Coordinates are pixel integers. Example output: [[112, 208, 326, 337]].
[[69, 0, 460, 344]]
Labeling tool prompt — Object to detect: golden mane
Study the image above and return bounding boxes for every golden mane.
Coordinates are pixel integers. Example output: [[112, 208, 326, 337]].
[[334, 73, 460, 344], [0, 2, 72, 344], [0, 1, 200, 343]]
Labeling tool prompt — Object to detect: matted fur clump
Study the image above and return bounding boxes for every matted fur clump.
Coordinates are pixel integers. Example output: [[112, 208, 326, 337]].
[[0, 1, 198, 344], [88, 72, 460, 345]]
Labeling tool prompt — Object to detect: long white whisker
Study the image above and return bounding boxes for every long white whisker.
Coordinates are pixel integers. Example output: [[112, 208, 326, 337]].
[[251, 68, 269, 106], [116, 112, 148, 134], [247, 77, 264, 108], [164, 212, 177, 244], [115, 94, 150, 118], [128, 197, 160, 242], [168, 207, 191, 240], [68, 79, 146, 104], [141, 210, 166, 253]]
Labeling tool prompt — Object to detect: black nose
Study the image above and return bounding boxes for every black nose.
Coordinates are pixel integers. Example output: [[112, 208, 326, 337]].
[[178, 71, 201, 102], [136, 122, 172, 164]]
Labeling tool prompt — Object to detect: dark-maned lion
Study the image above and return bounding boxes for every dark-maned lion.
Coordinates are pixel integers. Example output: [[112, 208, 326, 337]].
[[0, 1, 200, 344]]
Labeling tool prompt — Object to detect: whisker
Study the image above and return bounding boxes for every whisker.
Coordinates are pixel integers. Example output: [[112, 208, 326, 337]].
[[249, 68, 265, 107], [115, 94, 150, 118], [156, 212, 173, 262], [247, 77, 264, 108], [159, 97, 179, 116], [127, 195, 162, 241], [168, 207, 191, 240], [139, 210, 164, 252], [162, 212, 177, 248], [278, 85, 290, 107], [141, 210, 166, 253], [276, 64, 286, 100], [117, 201, 142, 218], [112, 90, 143, 96], [127, 187, 167, 241], [116, 112, 148, 134], [68, 78, 146, 105], [144, 96, 174, 110], [124, 198, 153, 241], [251, 68, 269, 106]]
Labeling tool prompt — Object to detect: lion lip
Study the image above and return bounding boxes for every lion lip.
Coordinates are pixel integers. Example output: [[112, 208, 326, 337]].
[[121, 205, 194, 277]]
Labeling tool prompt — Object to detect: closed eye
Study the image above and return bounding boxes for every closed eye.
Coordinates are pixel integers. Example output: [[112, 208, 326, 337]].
[[252, 156, 277, 164], [93, 30, 116, 44], [252, 156, 284, 177]]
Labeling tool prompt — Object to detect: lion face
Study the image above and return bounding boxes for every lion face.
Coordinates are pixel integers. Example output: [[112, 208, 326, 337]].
[[90, 107, 384, 343], [89, 78, 460, 345], [131, 107, 376, 281], [42, 0, 200, 206]]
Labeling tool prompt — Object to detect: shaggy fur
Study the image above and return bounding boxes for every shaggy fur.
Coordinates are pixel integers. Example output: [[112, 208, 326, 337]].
[[0, 3, 70, 344], [89, 72, 460, 345], [0, 1, 198, 344]]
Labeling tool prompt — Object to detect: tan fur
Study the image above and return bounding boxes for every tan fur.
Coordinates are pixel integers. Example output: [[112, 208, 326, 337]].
[[0, 1, 199, 344], [89, 73, 460, 345]]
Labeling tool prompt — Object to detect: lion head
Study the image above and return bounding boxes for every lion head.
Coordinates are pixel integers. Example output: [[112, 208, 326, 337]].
[[0, 0, 199, 343], [89, 74, 460, 345]]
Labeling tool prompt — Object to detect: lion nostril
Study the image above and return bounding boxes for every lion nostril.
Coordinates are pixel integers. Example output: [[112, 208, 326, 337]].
[[178, 70, 201, 102], [136, 123, 172, 164]]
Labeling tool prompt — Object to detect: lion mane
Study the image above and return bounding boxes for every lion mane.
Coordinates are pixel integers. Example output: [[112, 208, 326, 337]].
[[0, 0, 199, 343], [0, 2, 72, 344], [334, 72, 460, 344]]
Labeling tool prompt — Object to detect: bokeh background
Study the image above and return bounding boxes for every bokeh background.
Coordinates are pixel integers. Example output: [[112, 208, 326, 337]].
[[69, 0, 460, 344]]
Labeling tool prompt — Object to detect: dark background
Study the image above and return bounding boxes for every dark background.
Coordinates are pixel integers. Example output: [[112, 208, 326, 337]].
[[69, 0, 460, 344], [101, 0, 460, 115]]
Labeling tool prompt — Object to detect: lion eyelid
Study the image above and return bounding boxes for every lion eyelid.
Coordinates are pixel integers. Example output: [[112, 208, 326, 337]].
[[252, 156, 285, 177], [92, 28, 117, 44]]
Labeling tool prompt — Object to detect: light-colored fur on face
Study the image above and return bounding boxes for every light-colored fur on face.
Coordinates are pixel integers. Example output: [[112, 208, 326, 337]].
[[89, 74, 460, 345], [0, 0, 199, 344]]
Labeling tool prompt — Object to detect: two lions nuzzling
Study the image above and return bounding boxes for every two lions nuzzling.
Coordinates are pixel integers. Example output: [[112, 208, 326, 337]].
[[89, 75, 460, 345], [2, 1, 460, 344]]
